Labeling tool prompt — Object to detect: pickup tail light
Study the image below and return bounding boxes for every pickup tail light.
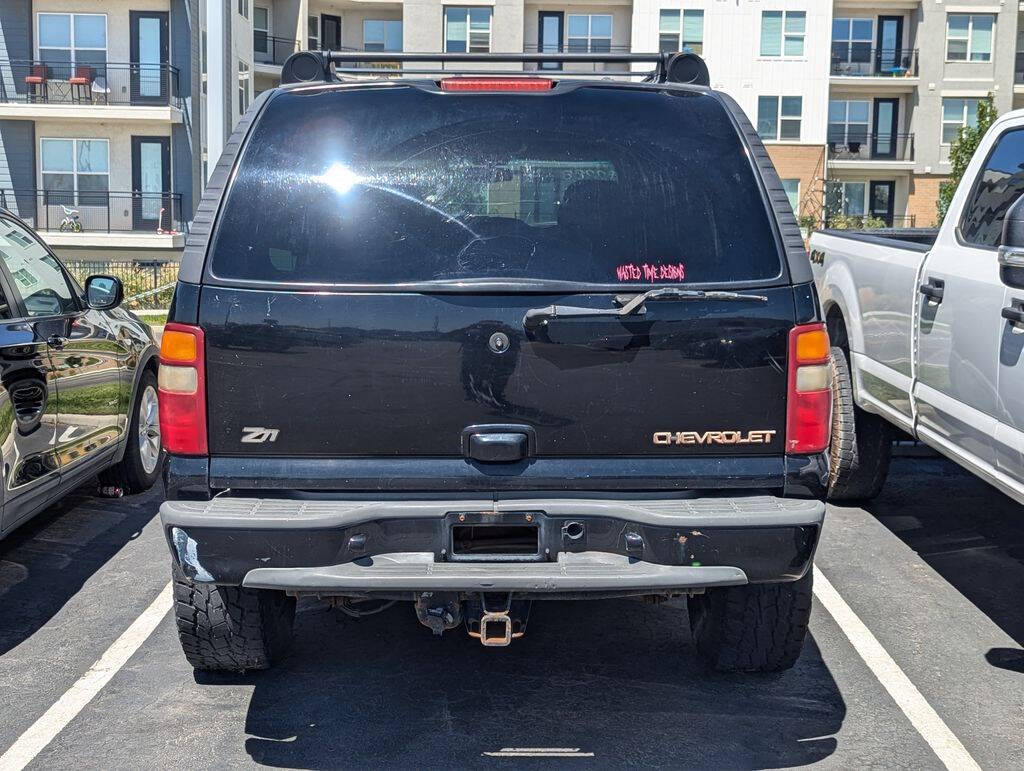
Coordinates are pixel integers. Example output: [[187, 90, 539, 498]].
[[158, 323, 208, 455], [786, 323, 832, 455]]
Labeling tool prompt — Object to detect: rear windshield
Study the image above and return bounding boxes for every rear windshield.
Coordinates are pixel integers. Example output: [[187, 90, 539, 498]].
[[210, 85, 783, 286]]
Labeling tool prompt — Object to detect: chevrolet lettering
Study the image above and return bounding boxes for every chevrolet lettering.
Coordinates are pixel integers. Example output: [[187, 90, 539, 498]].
[[653, 430, 778, 446]]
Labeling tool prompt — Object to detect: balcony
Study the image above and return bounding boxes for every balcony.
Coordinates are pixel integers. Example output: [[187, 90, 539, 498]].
[[0, 61, 182, 121], [0, 190, 186, 248], [522, 44, 633, 73], [827, 133, 915, 165], [254, 35, 300, 68], [830, 49, 919, 78]]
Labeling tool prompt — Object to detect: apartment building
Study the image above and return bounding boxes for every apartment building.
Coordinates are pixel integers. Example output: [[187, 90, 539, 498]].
[[2, 0, 1022, 264], [0, 0, 201, 261]]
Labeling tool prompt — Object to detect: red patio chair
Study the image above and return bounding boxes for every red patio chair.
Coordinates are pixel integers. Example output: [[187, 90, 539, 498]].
[[68, 64, 93, 103], [24, 64, 48, 102]]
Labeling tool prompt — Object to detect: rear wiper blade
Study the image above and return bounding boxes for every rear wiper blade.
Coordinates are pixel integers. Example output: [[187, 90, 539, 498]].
[[523, 287, 769, 331]]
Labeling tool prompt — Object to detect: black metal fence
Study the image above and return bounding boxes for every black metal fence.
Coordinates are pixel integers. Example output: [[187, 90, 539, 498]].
[[64, 260, 178, 310], [254, 35, 300, 66], [827, 133, 915, 162], [830, 48, 918, 77], [0, 60, 180, 108], [0, 190, 185, 235]]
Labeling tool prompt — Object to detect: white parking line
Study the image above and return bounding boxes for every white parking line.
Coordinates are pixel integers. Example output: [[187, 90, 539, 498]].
[[812, 566, 981, 771], [0, 582, 173, 771]]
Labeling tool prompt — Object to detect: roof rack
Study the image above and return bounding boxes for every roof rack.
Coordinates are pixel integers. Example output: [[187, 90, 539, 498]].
[[281, 51, 709, 88]]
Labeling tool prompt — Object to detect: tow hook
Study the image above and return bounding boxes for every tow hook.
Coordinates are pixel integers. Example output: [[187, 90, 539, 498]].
[[465, 594, 531, 647]]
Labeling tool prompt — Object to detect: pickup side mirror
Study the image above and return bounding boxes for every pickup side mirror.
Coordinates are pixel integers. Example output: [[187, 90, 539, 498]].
[[998, 194, 1024, 288], [84, 275, 123, 311]]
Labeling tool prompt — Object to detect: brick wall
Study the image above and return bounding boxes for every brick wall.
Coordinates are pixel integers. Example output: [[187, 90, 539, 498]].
[[766, 144, 826, 222], [906, 174, 947, 228]]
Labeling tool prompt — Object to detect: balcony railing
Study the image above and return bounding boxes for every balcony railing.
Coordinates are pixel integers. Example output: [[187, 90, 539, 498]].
[[830, 48, 918, 77], [827, 133, 915, 162], [824, 213, 917, 229], [0, 190, 185, 236], [254, 35, 300, 67], [522, 44, 632, 70], [0, 60, 180, 108]]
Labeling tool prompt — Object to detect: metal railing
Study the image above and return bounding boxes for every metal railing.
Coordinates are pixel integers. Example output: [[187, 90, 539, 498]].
[[522, 44, 632, 71], [827, 133, 915, 162], [0, 60, 180, 108], [830, 48, 918, 77], [254, 35, 300, 66], [64, 259, 178, 310], [824, 213, 917, 229], [0, 190, 185, 235]]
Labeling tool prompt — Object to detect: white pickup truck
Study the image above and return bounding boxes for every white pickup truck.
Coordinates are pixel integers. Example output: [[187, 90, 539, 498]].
[[811, 110, 1024, 504]]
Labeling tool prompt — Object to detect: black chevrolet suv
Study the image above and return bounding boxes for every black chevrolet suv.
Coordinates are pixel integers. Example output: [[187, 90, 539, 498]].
[[159, 52, 831, 673]]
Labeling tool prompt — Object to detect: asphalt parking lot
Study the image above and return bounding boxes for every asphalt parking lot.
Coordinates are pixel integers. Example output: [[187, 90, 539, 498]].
[[0, 454, 1021, 769]]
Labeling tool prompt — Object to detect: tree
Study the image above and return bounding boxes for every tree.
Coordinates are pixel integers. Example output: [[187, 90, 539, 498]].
[[938, 97, 998, 222]]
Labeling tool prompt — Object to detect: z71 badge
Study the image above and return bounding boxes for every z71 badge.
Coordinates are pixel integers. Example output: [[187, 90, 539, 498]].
[[653, 430, 777, 446]]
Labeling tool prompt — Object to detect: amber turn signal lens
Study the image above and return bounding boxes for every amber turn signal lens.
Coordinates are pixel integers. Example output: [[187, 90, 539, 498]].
[[794, 329, 829, 363], [161, 329, 197, 363]]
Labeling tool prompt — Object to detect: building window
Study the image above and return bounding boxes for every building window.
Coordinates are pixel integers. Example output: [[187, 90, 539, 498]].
[[238, 0, 249, 20], [826, 181, 866, 217], [659, 10, 703, 55], [760, 11, 805, 57], [364, 20, 402, 52], [445, 7, 492, 53], [828, 100, 870, 143], [757, 96, 802, 141], [782, 179, 800, 215], [567, 14, 612, 53], [40, 138, 109, 204], [253, 6, 270, 58], [831, 18, 872, 69], [946, 14, 993, 62], [37, 13, 107, 67], [942, 98, 980, 144], [308, 16, 320, 50], [238, 60, 250, 115]]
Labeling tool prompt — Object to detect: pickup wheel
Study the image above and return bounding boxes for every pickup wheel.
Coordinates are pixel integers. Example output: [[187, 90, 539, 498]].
[[688, 571, 812, 672], [172, 564, 296, 672], [827, 346, 891, 502]]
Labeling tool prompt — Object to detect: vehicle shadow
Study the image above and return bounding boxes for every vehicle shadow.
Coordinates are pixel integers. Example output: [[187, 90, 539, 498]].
[[0, 483, 159, 656], [866, 456, 1024, 651], [221, 597, 845, 769]]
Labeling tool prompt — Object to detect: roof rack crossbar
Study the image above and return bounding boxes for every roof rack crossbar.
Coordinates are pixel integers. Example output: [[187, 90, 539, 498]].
[[281, 50, 709, 88]]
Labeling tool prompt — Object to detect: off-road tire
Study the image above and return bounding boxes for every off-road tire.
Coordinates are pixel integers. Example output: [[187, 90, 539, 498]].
[[99, 368, 164, 494], [828, 345, 891, 502], [172, 563, 296, 672], [688, 572, 812, 672]]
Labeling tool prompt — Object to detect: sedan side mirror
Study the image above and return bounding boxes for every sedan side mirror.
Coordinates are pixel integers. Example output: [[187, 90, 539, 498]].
[[84, 275, 123, 310], [998, 194, 1024, 288]]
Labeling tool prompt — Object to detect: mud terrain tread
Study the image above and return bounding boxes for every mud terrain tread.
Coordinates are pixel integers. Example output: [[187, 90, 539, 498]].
[[689, 572, 812, 672], [828, 346, 891, 502], [172, 564, 295, 672]]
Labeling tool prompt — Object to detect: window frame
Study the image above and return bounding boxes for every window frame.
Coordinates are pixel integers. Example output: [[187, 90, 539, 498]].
[[658, 9, 704, 55], [757, 95, 803, 142], [35, 12, 107, 66], [253, 5, 271, 55], [444, 7, 492, 53], [567, 13, 613, 53], [781, 179, 800, 215], [363, 19, 402, 52], [760, 10, 806, 58], [831, 17, 873, 65], [39, 137, 110, 206], [308, 15, 320, 50], [238, 0, 249, 20], [941, 97, 981, 146], [0, 215, 81, 320], [946, 14, 994, 63], [828, 99, 871, 144], [238, 60, 250, 115], [825, 180, 868, 218]]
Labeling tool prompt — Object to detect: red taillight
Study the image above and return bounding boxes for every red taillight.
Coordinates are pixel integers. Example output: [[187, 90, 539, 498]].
[[158, 322, 207, 455], [440, 77, 554, 92], [786, 323, 832, 455]]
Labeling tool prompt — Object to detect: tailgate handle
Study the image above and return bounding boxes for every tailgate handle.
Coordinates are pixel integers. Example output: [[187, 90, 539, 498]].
[[467, 432, 528, 463]]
